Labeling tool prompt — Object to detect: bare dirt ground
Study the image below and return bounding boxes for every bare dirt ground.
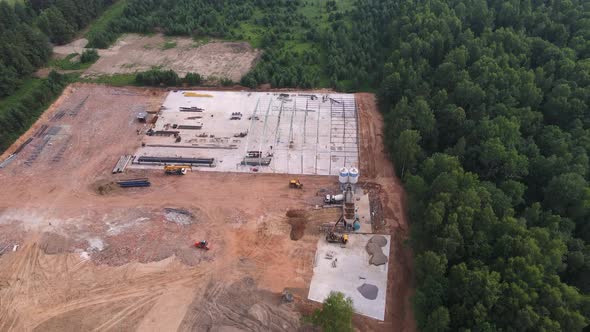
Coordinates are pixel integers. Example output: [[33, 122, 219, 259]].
[[0, 85, 413, 331], [354, 93, 416, 331], [52, 38, 89, 58], [56, 34, 260, 81]]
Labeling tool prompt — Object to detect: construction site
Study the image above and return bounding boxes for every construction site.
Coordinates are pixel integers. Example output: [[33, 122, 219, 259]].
[[0, 83, 414, 331]]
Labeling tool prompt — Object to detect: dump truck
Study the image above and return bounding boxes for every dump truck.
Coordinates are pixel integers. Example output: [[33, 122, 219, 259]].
[[164, 165, 192, 175], [324, 194, 344, 204], [326, 232, 348, 244], [289, 179, 303, 189]]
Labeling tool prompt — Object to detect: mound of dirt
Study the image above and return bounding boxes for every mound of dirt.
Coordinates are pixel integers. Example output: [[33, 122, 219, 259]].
[[368, 235, 388, 247], [286, 210, 309, 241], [164, 208, 195, 225], [357, 283, 379, 300], [40, 232, 73, 254], [93, 181, 119, 195], [178, 277, 300, 331], [285, 209, 307, 218], [366, 242, 387, 266]]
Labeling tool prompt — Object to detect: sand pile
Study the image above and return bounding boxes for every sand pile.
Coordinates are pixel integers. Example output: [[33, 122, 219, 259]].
[[366, 235, 388, 266], [369, 235, 387, 247]]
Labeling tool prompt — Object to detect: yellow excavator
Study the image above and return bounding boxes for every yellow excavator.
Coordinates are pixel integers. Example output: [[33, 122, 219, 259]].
[[164, 165, 192, 175]]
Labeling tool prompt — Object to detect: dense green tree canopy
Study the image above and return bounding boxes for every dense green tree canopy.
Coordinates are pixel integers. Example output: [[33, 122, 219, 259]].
[[0, 0, 112, 98], [1, 0, 589, 329]]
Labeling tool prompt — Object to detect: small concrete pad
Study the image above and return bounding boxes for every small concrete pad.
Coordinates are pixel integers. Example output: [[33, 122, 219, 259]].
[[308, 234, 390, 320]]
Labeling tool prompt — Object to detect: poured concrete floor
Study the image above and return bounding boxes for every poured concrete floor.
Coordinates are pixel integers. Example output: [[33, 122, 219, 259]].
[[308, 234, 390, 320], [131, 90, 359, 175]]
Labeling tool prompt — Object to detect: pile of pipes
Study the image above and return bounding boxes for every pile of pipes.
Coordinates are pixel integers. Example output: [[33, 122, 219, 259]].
[[241, 157, 271, 166], [136, 156, 215, 167], [179, 106, 204, 112], [117, 178, 150, 188]]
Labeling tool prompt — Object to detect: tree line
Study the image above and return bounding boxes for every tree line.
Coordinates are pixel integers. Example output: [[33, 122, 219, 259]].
[[329, 0, 590, 330], [0, 0, 113, 98], [0, 71, 69, 152], [85, 0, 326, 89]]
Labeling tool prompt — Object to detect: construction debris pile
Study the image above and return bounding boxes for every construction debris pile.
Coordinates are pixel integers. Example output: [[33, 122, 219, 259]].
[[164, 208, 195, 225]]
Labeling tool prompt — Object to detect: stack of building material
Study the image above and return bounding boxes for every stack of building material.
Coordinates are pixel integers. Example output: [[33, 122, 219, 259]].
[[147, 130, 180, 137], [177, 124, 203, 130], [117, 178, 150, 188], [241, 157, 272, 166], [0, 154, 16, 169], [136, 156, 215, 167], [112, 155, 133, 174], [14, 137, 34, 154], [183, 92, 212, 98], [179, 106, 204, 112]]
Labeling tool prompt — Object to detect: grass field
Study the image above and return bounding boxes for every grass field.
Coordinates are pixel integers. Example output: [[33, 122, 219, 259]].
[[79, 73, 137, 86]]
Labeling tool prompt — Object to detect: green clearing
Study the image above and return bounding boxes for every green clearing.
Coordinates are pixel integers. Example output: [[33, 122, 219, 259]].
[[85, 0, 128, 41], [79, 73, 137, 86], [161, 41, 177, 50], [48, 54, 95, 70]]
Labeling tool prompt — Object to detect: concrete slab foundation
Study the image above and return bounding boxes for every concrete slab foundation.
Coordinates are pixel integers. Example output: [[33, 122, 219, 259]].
[[308, 234, 390, 320], [130, 90, 359, 176]]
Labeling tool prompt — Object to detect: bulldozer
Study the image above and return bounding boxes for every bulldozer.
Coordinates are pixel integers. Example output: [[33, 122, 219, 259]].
[[326, 232, 348, 244], [164, 165, 192, 175], [289, 179, 303, 189]]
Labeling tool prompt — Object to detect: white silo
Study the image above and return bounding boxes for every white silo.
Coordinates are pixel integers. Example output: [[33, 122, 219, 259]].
[[349, 167, 359, 187], [339, 167, 349, 190]]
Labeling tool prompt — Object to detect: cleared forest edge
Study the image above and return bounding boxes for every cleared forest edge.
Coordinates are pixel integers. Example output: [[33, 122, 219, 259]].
[[53, 34, 261, 82]]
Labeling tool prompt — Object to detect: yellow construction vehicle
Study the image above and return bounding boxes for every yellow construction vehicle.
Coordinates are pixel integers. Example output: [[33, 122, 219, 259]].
[[164, 165, 192, 175], [326, 232, 348, 244], [289, 179, 303, 189]]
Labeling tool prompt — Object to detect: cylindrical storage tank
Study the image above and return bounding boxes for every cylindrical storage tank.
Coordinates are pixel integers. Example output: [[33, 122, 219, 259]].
[[339, 167, 349, 184], [349, 167, 359, 184], [353, 220, 361, 231]]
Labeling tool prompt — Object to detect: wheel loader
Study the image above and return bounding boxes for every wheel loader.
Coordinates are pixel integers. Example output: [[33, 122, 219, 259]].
[[289, 179, 303, 189], [164, 165, 192, 175]]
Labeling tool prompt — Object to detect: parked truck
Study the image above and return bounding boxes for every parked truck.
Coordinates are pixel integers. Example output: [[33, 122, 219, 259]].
[[324, 194, 344, 204]]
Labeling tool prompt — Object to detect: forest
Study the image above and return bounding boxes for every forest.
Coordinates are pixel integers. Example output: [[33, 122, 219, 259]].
[[368, 0, 590, 330], [1, 0, 589, 330], [0, 0, 113, 150]]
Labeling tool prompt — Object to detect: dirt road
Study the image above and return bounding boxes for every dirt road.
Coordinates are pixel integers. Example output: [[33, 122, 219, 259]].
[[356, 93, 416, 332]]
